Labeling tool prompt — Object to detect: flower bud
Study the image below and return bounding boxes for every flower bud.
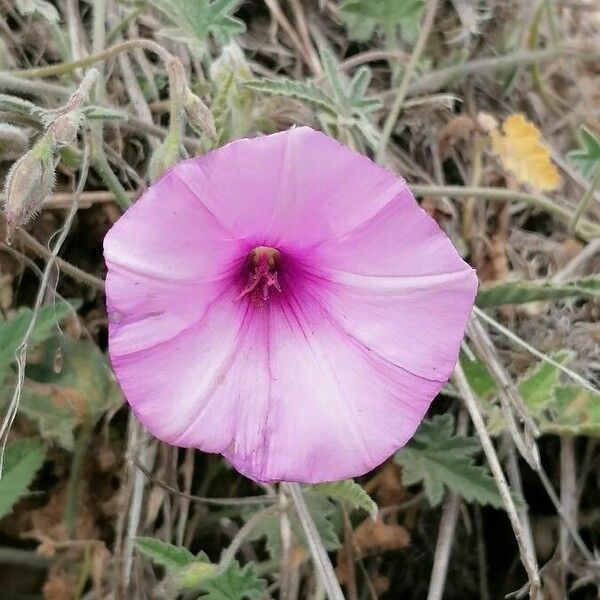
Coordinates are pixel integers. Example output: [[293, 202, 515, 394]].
[[3, 134, 55, 242], [50, 110, 83, 147], [183, 91, 217, 141], [0, 124, 29, 161], [148, 132, 182, 183]]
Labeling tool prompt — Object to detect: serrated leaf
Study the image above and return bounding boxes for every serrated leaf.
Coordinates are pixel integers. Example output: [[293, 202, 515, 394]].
[[490, 113, 561, 191], [16, 337, 122, 449], [567, 126, 600, 179], [136, 537, 197, 570], [312, 480, 378, 519], [15, 0, 59, 23], [200, 562, 266, 600], [0, 438, 46, 519], [394, 414, 503, 508], [0, 301, 79, 386], [518, 353, 569, 415], [243, 78, 336, 114], [476, 276, 600, 307]]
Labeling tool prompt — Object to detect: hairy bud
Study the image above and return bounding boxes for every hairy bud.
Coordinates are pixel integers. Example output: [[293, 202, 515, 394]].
[[3, 134, 56, 242], [183, 91, 217, 141], [50, 110, 83, 147], [0, 124, 29, 161]]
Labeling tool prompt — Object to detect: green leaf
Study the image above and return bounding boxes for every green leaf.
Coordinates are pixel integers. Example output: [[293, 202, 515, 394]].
[[150, 0, 245, 47], [476, 276, 600, 307], [394, 414, 503, 508], [243, 78, 336, 115], [81, 105, 129, 121], [200, 562, 266, 600], [0, 301, 79, 386], [340, 0, 423, 23], [15, 0, 59, 23], [136, 537, 197, 570], [567, 126, 600, 179], [312, 480, 378, 519], [16, 337, 122, 449], [136, 537, 215, 590], [460, 356, 496, 402], [0, 438, 46, 519], [516, 353, 600, 436]]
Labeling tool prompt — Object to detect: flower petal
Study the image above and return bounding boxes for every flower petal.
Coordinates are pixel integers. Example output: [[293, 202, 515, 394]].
[[312, 188, 478, 382], [224, 282, 442, 483], [173, 127, 407, 250], [104, 171, 242, 355]]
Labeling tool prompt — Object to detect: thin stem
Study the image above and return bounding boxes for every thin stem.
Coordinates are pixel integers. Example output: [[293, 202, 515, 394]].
[[569, 166, 600, 235], [376, 0, 440, 164], [406, 47, 600, 96], [454, 363, 541, 600], [285, 483, 345, 600], [411, 184, 600, 239], [8, 39, 173, 80]]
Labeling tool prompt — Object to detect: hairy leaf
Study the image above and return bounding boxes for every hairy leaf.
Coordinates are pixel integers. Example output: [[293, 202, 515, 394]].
[[476, 276, 600, 307], [395, 414, 503, 508], [200, 562, 266, 600], [490, 113, 561, 191], [0, 438, 46, 519], [243, 78, 336, 114], [150, 0, 244, 47], [312, 480, 378, 519]]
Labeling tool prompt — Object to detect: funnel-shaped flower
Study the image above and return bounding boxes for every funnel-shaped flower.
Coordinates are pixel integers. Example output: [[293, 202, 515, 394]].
[[104, 127, 477, 483]]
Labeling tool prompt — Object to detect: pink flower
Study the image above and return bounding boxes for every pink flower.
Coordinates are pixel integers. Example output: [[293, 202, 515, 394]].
[[104, 127, 477, 483]]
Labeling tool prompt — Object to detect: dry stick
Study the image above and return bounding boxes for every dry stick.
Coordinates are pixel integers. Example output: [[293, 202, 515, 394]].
[[427, 493, 461, 600], [285, 483, 345, 600], [454, 363, 541, 600], [263, 0, 319, 76], [559, 436, 577, 581], [376, 0, 440, 164], [0, 142, 90, 476], [426, 407, 468, 600], [467, 317, 541, 470]]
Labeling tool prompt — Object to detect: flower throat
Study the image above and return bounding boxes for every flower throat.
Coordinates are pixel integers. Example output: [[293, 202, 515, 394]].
[[238, 246, 281, 306]]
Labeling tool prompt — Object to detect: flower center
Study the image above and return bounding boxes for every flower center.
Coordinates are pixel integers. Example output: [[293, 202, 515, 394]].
[[238, 246, 282, 306]]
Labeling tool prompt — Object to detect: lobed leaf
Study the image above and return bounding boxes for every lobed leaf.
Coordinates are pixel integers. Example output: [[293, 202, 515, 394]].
[[312, 480, 378, 519], [394, 414, 504, 508]]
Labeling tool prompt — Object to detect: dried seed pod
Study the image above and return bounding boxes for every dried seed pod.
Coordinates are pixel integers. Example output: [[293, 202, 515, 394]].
[[3, 133, 56, 241], [0, 124, 29, 161]]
